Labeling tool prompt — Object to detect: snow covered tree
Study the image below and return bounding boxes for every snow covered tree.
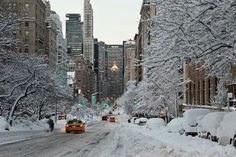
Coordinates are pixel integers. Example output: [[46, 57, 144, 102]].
[[0, 6, 70, 125], [122, 0, 236, 116]]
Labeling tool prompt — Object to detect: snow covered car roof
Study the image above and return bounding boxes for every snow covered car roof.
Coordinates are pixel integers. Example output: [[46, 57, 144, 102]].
[[183, 109, 211, 125]]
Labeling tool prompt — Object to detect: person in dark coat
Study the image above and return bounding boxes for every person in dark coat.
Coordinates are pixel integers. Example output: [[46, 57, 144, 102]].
[[47, 117, 54, 132]]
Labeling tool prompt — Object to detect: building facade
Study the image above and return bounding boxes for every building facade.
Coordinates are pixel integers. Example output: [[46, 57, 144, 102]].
[[135, 0, 157, 82], [45, 1, 57, 67], [183, 61, 216, 106], [183, 61, 236, 109], [123, 40, 136, 87], [106, 45, 124, 99], [66, 14, 83, 56], [50, 11, 68, 71], [98, 41, 108, 100], [134, 34, 143, 83], [83, 0, 94, 64], [1, 0, 47, 55]]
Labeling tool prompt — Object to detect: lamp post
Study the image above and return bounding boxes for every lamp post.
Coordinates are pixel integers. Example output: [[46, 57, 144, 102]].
[[227, 93, 233, 112]]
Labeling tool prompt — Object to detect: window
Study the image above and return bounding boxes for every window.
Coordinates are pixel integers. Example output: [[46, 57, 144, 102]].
[[25, 3, 29, 8], [25, 31, 29, 37], [25, 48, 29, 53], [25, 22, 29, 27], [24, 39, 29, 44], [8, 3, 12, 9]]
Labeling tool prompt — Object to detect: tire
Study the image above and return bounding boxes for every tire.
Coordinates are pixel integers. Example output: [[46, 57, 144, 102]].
[[66, 130, 70, 133], [207, 133, 212, 141], [179, 129, 185, 135], [233, 137, 236, 147]]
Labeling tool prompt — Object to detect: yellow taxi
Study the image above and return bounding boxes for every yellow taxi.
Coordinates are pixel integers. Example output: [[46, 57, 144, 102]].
[[65, 119, 85, 133], [108, 116, 116, 122]]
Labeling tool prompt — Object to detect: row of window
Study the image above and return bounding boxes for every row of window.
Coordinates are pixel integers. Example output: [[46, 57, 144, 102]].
[[8, 3, 29, 8]]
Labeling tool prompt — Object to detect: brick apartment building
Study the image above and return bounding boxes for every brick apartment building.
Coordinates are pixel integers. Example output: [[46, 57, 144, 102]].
[[1, 0, 47, 55], [184, 61, 236, 108]]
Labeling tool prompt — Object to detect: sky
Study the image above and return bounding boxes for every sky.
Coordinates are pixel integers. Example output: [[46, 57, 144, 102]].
[[49, 0, 143, 44]]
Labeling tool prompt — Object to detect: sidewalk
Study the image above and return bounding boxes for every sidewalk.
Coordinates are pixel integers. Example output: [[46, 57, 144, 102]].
[[0, 130, 52, 146], [0, 120, 66, 146]]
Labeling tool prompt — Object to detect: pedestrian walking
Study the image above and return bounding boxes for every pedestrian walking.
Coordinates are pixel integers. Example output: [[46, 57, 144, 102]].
[[47, 117, 54, 132]]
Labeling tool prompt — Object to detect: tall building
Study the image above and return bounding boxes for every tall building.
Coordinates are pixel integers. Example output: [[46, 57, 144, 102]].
[[135, 0, 157, 81], [134, 34, 143, 83], [98, 41, 108, 100], [106, 45, 124, 98], [50, 11, 68, 71], [66, 14, 83, 55], [0, 0, 47, 55], [45, 1, 57, 67], [123, 40, 136, 87], [83, 0, 94, 64]]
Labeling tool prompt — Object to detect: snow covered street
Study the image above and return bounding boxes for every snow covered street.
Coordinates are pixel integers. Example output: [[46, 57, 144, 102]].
[[0, 116, 236, 157]]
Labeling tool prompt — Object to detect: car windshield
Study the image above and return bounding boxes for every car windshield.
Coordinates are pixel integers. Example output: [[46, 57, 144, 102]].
[[67, 119, 83, 124]]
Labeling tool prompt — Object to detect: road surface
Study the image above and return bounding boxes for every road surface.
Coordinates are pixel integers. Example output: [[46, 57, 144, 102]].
[[1, 119, 235, 157], [0, 121, 115, 157]]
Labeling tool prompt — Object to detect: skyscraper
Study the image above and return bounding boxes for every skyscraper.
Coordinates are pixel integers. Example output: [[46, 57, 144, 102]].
[[66, 14, 83, 56], [83, 0, 94, 64], [106, 45, 124, 98]]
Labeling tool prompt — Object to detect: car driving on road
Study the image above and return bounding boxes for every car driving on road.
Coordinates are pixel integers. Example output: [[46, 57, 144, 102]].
[[65, 119, 85, 133]]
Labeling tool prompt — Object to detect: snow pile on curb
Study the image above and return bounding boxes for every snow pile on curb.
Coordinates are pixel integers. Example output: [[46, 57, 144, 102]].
[[0, 116, 9, 132], [10, 118, 48, 132]]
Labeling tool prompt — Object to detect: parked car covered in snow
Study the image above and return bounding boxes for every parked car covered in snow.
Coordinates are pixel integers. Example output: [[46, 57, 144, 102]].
[[181, 109, 211, 136], [217, 112, 236, 146], [167, 118, 184, 133], [134, 117, 148, 126], [197, 112, 225, 141], [146, 118, 165, 130], [128, 117, 138, 124]]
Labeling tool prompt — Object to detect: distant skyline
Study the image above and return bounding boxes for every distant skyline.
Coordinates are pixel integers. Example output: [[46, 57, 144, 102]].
[[49, 0, 142, 44]]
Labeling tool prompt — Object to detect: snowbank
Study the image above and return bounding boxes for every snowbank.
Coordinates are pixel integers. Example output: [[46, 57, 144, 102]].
[[0, 116, 9, 131], [146, 118, 165, 130], [10, 119, 48, 132]]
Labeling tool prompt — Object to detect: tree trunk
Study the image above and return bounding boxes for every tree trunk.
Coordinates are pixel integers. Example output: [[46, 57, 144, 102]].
[[8, 82, 34, 126]]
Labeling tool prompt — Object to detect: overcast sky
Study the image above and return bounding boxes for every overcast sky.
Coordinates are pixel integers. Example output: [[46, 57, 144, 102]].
[[49, 0, 142, 44]]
